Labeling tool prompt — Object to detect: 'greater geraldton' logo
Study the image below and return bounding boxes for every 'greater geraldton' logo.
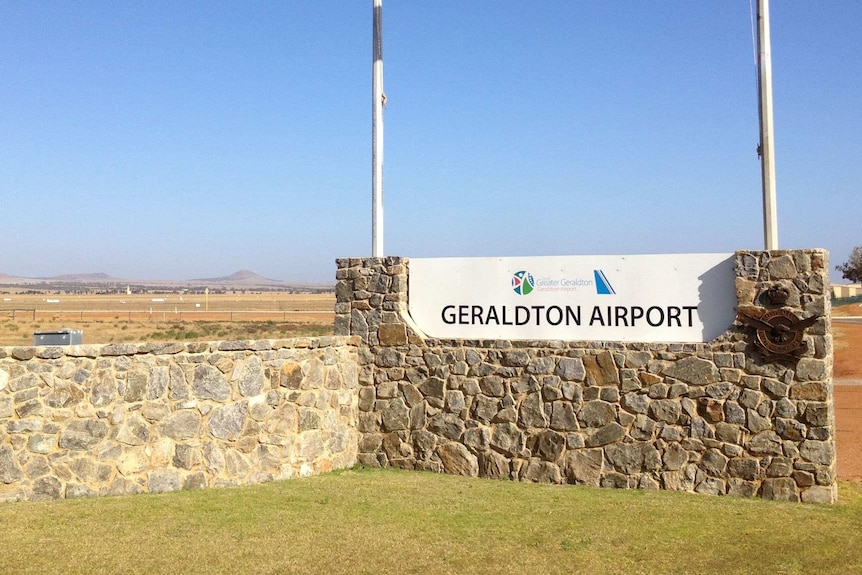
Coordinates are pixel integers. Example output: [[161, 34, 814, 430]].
[[512, 271, 535, 295]]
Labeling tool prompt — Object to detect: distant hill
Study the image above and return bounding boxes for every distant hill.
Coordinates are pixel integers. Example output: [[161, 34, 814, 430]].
[[0, 269, 328, 290], [192, 270, 284, 284], [43, 273, 119, 282]]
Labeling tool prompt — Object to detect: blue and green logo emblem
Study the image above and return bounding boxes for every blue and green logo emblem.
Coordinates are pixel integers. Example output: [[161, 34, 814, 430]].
[[512, 271, 535, 295]]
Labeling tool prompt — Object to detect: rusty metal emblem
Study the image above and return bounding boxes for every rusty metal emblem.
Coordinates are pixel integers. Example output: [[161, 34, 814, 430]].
[[737, 308, 819, 357]]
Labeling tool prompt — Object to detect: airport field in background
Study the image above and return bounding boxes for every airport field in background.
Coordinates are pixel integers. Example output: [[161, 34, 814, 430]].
[[0, 292, 336, 345]]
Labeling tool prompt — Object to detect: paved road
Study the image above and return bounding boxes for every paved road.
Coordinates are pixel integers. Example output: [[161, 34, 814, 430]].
[[834, 316, 862, 324]]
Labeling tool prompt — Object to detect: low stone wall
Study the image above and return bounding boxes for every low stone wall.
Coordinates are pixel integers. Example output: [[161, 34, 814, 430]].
[[0, 337, 359, 502], [0, 251, 837, 504], [336, 251, 837, 503]]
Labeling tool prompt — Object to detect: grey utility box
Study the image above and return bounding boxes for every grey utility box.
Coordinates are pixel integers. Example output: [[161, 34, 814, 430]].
[[33, 329, 83, 346]]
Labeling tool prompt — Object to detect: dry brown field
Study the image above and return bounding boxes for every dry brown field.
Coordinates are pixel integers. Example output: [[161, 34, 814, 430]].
[[0, 292, 335, 345]]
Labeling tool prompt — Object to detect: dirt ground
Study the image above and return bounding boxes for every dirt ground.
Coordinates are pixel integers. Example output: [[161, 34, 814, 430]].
[[833, 310, 862, 479]]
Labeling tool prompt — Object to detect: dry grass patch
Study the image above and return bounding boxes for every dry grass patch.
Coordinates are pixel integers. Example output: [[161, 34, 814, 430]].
[[1, 468, 861, 575]]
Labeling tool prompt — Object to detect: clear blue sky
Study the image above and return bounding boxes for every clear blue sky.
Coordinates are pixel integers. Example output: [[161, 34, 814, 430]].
[[1, 1, 859, 283]]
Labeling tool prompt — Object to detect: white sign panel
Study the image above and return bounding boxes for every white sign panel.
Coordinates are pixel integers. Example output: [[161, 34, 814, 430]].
[[408, 254, 736, 343]]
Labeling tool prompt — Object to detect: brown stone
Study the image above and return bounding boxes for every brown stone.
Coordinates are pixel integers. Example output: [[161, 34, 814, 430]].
[[378, 323, 408, 346]]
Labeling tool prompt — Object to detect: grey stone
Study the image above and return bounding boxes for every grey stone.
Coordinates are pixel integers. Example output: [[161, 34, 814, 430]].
[[65, 484, 97, 499], [747, 431, 783, 455], [526, 357, 555, 375], [601, 472, 630, 489], [193, 365, 230, 402], [621, 392, 649, 414], [437, 442, 478, 477], [762, 378, 788, 399], [445, 390, 466, 414], [15, 398, 44, 418], [761, 477, 799, 502], [530, 430, 565, 462], [695, 477, 725, 496], [549, 402, 579, 431], [766, 457, 793, 477], [298, 408, 321, 431], [490, 422, 525, 456], [183, 472, 208, 491], [149, 470, 182, 493], [766, 255, 797, 279], [714, 422, 741, 443], [45, 382, 84, 408], [578, 400, 616, 428], [662, 443, 688, 471], [503, 351, 530, 367], [32, 477, 62, 501], [108, 477, 144, 496], [649, 399, 681, 424], [412, 429, 437, 460], [237, 356, 265, 397], [419, 377, 445, 399], [799, 440, 834, 465], [746, 409, 772, 433], [723, 401, 746, 424], [162, 411, 201, 440], [208, 402, 248, 441], [427, 412, 465, 441], [727, 478, 758, 498], [605, 442, 650, 474], [585, 422, 626, 447], [479, 376, 505, 397], [801, 485, 836, 504], [28, 434, 56, 454], [463, 427, 490, 453], [480, 451, 511, 479], [376, 348, 403, 368], [520, 458, 561, 483], [117, 414, 150, 446], [173, 444, 200, 469], [556, 358, 586, 381], [775, 418, 806, 441], [382, 398, 410, 431], [0, 446, 23, 484], [705, 382, 735, 399], [59, 420, 109, 450], [125, 370, 148, 402], [699, 448, 728, 475], [148, 366, 169, 400], [168, 364, 190, 400], [630, 414, 656, 441], [661, 357, 718, 385], [803, 403, 830, 427], [518, 392, 548, 428], [472, 395, 499, 423], [142, 402, 170, 422]]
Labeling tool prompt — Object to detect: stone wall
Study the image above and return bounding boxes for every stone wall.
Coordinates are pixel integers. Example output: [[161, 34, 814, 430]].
[[0, 337, 359, 502], [335, 251, 837, 503]]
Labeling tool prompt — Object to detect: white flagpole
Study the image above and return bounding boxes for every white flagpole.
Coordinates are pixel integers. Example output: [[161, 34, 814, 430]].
[[757, 0, 778, 250], [372, 0, 384, 257]]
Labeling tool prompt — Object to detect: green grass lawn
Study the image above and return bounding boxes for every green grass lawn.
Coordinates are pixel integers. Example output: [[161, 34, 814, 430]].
[[1, 468, 860, 575]]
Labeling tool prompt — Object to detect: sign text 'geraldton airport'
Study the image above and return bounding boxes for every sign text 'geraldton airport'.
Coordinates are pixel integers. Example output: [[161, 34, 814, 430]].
[[407, 254, 737, 343]]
